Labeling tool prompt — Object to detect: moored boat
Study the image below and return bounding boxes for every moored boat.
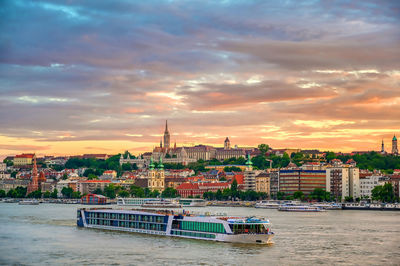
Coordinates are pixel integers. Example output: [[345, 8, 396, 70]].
[[179, 198, 207, 207], [18, 199, 39, 205], [278, 203, 324, 212], [117, 198, 181, 208], [255, 200, 280, 209], [312, 203, 342, 210], [77, 208, 274, 244]]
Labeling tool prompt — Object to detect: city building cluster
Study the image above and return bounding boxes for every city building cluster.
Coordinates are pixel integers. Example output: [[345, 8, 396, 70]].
[[0, 122, 399, 202]]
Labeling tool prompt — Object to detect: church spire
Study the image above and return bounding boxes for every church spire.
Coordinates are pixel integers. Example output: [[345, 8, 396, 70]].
[[163, 120, 170, 149]]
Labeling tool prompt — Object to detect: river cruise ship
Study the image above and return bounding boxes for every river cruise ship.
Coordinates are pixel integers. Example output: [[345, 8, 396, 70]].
[[117, 198, 182, 208], [77, 208, 274, 244]]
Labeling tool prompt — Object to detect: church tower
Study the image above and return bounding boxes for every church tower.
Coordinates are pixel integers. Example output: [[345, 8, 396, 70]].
[[27, 155, 39, 195], [224, 137, 230, 150], [163, 120, 170, 149], [381, 140, 385, 154], [392, 135, 398, 155]]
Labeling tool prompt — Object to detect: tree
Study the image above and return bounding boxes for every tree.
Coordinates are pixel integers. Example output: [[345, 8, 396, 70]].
[[293, 191, 304, 201], [215, 189, 223, 200], [223, 166, 242, 172], [344, 196, 353, 202], [121, 163, 133, 171], [150, 190, 160, 198], [61, 187, 73, 198], [372, 183, 395, 202], [0, 189, 6, 198], [87, 174, 98, 180], [104, 185, 116, 199], [258, 144, 270, 155], [310, 188, 330, 202], [277, 191, 285, 200], [231, 179, 238, 200], [62, 173, 68, 180], [51, 189, 58, 199], [28, 189, 42, 199], [72, 191, 81, 199], [93, 188, 104, 195], [43, 191, 51, 198], [162, 187, 178, 198], [118, 190, 130, 198], [130, 185, 145, 198]]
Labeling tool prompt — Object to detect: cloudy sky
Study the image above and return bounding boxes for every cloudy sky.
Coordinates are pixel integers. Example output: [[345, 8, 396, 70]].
[[1, 0, 399, 157]]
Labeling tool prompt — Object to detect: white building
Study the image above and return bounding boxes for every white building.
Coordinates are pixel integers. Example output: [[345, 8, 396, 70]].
[[326, 166, 360, 202], [0, 163, 6, 171], [359, 175, 385, 199]]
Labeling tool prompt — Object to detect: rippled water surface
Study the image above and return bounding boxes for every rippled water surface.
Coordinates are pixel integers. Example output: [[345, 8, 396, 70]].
[[0, 203, 399, 265]]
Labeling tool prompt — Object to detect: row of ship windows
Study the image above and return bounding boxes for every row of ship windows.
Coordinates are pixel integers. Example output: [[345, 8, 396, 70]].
[[171, 230, 216, 239], [87, 219, 167, 231], [176, 221, 226, 233], [86, 213, 165, 223]]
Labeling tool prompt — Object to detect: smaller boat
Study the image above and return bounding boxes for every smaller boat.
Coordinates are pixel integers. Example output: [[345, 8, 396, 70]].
[[255, 200, 280, 209], [278, 203, 324, 212], [312, 203, 342, 210], [19, 199, 39, 205], [179, 198, 207, 207], [142, 198, 181, 208], [117, 198, 182, 208]]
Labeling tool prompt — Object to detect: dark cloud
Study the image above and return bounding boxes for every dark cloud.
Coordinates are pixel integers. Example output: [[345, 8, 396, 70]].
[[0, 0, 399, 154]]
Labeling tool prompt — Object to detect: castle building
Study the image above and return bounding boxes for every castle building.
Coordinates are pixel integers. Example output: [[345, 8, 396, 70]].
[[163, 120, 170, 149], [393, 135, 398, 155]]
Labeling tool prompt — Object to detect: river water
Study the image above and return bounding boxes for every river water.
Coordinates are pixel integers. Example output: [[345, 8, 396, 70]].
[[0, 203, 399, 265]]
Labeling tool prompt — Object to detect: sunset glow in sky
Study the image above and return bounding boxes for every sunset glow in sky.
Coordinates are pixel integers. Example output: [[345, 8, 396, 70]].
[[1, 0, 400, 157]]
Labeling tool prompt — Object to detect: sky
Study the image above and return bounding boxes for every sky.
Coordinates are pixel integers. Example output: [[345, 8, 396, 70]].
[[0, 0, 399, 158]]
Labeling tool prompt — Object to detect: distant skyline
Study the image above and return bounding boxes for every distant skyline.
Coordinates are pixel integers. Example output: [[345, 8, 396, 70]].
[[1, 1, 399, 157]]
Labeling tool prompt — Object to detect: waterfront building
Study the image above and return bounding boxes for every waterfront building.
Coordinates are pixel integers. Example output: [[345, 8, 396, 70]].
[[359, 175, 385, 199], [81, 194, 107, 205], [393, 135, 398, 155], [279, 169, 326, 196], [13, 153, 35, 166], [0, 163, 6, 171], [77, 180, 111, 195], [0, 179, 29, 192], [269, 171, 279, 197], [388, 174, 400, 198], [326, 164, 360, 201], [176, 182, 230, 198], [255, 172, 270, 195], [244, 155, 256, 191]]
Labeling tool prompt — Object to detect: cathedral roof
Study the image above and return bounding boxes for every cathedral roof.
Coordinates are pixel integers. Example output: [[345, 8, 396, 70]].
[[393, 135, 397, 141]]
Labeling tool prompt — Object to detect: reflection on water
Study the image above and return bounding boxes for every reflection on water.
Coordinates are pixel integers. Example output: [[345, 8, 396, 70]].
[[0, 203, 399, 265]]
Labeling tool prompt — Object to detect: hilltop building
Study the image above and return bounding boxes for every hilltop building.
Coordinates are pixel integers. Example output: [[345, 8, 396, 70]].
[[14, 153, 35, 166], [393, 135, 398, 155]]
